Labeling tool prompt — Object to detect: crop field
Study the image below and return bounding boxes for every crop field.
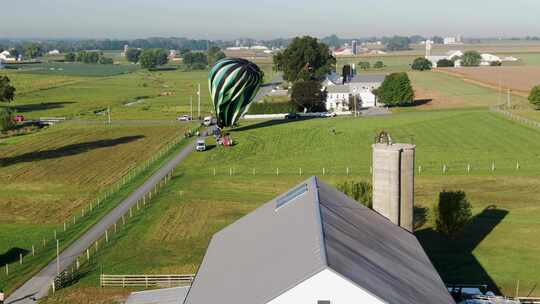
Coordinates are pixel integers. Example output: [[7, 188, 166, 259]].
[[0, 122, 185, 253], [5, 62, 139, 77], [437, 67, 540, 96], [42, 109, 540, 302]]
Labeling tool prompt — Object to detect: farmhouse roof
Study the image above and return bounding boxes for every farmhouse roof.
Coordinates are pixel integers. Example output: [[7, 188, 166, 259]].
[[183, 177, 455, 304], [327, 84, 351, 94], [350, 74, 386, 83]]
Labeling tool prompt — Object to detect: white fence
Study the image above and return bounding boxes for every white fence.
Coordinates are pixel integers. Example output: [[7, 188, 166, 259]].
[[490, 106, 540, 129], [100, 274, 195, 288]]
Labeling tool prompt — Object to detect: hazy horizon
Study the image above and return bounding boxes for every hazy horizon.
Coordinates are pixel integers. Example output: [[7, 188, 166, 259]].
[[1, 0, 539, 40]]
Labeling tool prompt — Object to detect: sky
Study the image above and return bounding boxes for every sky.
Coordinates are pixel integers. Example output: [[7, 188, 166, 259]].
[[2, 0, 540, 40]]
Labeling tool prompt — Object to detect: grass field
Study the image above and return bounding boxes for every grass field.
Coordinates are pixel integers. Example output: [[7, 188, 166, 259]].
[[0, 121, 192, 292], [5, 62, 139, 77], [1, 59, 276, 120], [41, 109, 540, 302]]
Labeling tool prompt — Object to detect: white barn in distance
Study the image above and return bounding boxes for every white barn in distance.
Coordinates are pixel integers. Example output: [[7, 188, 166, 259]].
[[176, 177, 454, 304]]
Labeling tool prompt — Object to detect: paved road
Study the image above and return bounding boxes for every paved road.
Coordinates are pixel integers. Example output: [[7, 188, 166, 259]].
[[6, 137, 200, 304], [253, 74, 284, 103]]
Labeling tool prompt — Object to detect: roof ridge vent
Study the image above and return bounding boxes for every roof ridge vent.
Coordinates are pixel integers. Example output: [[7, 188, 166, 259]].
[[276, 184, 308, 211]]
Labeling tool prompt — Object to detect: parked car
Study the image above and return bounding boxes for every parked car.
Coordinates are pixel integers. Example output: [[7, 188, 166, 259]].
[[322, 112, 337, 117], [177, 115, 192, 121], [196, 139, 206, 152], [285, 113, 300, 120]]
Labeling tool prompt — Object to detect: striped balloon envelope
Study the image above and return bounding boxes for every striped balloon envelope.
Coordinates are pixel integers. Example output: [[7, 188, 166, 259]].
[[209, 58, 264, 128]]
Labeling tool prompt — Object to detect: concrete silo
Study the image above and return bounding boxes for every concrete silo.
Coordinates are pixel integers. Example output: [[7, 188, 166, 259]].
[[372, 142, 416, 232]]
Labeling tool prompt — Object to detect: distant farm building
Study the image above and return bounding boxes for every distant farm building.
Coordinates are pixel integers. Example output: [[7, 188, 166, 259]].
[[0, 50, 16, 62], [48, 49, 61, 55], [129, 177, 454, 304]]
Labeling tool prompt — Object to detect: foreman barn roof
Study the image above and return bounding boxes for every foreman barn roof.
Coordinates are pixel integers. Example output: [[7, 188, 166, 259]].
[[183, 177, 455, 304]]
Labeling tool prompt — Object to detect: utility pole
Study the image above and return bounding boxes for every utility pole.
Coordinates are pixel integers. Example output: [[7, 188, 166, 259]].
[[197, 84, 201, 120], [56, 239, 60, 274], [190, 96, 193, 118]]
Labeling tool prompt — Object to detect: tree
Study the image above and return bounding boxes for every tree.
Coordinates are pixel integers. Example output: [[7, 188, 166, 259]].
[[273, 36, 336, 82], [431, 36, 444, 44], [0, 108, 16, 131], [99, 56, 113, 64], [23, 43, 43, 59], [183, 51, 208, 70], [125, 48, 141, 63], [0, 76, 16, 102], [411, 57, 432, 71], [207, 46, 226, 66], [375, 72, 414, 106], [291, 80, 326, 112], [358, 61, 370, 70], [321, 34, 341, 48], [433, 190, 472, 239], [139, 48, 169, 69], [529, 85, 540, 108], [337, 180, 373, 208], [437, 59, 454, 67], [373, 61, 385, 69], [64, 52, 76, 62], [383, 36, 411, 51], [461, 51, 482, 67]]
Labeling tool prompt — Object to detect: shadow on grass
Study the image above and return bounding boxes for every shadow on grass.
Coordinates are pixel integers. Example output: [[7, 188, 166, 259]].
[[231, 117, 317, 132], [0, 248, 30, 266], [0, 135, 145, 167], [416, 205, 508, 296], [11, 102, 76, 113], [414, 206, 428, 230]]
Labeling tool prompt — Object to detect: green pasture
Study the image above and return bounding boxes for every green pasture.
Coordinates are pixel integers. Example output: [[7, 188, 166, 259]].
[[4, 62, 139, 77], [44, 109, 540, 301]]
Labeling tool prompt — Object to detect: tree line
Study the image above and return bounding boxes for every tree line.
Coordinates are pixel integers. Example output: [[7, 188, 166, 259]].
[[64, 51, 113, 64]]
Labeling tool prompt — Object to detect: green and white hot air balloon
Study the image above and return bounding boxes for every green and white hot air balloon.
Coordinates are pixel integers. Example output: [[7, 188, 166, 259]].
[[209, 58, 264, 128]]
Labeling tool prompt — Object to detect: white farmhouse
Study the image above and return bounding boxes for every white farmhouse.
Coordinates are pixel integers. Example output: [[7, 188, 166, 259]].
[[128, 178, 455, 304], [348, 75, 385, 109], [326, 85, 351, 112], [480, 53, 501, 65], [48, 49, 61, 55]]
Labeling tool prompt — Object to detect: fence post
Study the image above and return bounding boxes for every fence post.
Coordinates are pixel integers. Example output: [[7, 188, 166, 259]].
[[32, 245, 35, 256], [213, 168, 216, 176], [64, 222, 66, 232], [105, 230, 109, 243], [86, 248, 90, 261], [129, 208, 133, 218], [467, 163, 471, 173], [299, 168, 302, 176], [346, 167, 349, 176], [418, 165, 422, 174], [76, 257, 80, 270], [491, 162, 496, 172], [5, 264, 8, 276], [516, 161, 520, 170], [19, 253, 23, 264], [322, 168, 325, 176], [252, 168, 256, 175]]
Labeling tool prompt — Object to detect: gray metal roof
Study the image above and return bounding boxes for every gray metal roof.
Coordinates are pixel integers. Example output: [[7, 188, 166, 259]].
[[327, 84, 351, 94], [126, 286, 189, 304], [350, 74, 386, 83], [183, 177, 455, 304]]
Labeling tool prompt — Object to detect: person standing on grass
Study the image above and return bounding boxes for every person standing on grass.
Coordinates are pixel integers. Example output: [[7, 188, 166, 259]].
[[0, 289, 5, 304]]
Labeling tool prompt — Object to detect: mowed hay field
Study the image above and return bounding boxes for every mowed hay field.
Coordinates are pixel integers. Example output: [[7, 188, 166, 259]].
[[438, 67, 540, 96], [44, 109, 540, 302], [0, 122, 185, 255]]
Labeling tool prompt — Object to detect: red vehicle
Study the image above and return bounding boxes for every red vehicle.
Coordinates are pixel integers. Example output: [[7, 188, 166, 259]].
[[15, 115, 25, 123]]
